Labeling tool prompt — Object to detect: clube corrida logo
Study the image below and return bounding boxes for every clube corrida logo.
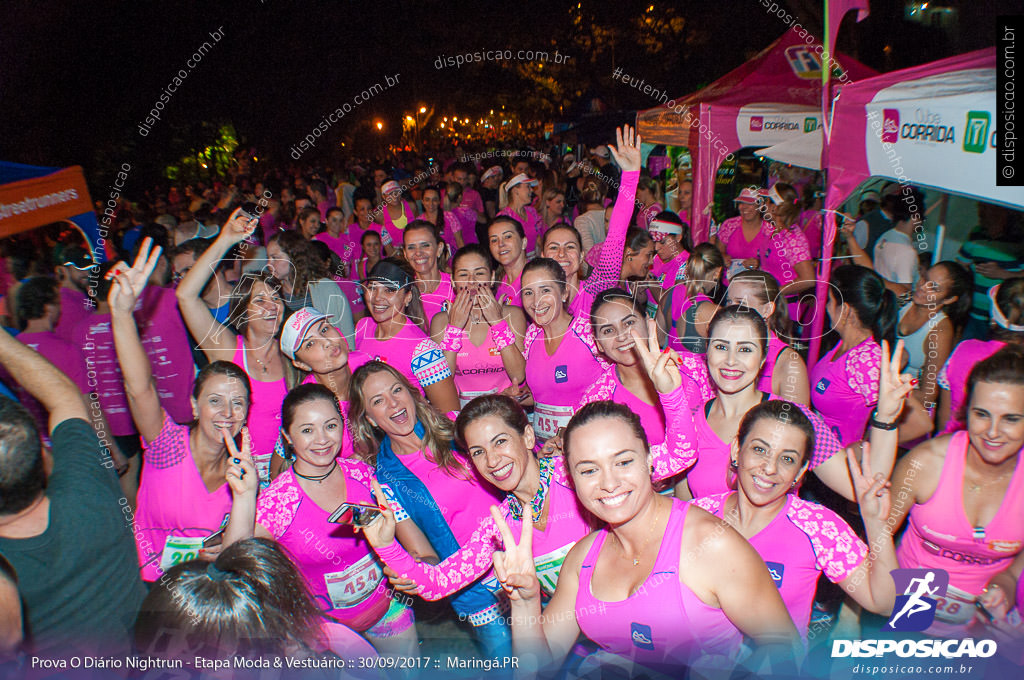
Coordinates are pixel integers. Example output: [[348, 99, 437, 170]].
[[831, 569, 998, 659]]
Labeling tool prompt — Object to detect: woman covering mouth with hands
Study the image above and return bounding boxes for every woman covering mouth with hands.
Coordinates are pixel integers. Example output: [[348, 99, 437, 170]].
[[488, 400, 801, 677], [357, 334, 699, 605], [429, 244, 529, 407], [109, 238, 253, 582]]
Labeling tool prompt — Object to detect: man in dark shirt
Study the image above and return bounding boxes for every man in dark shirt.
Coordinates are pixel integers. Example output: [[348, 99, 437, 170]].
[[0, 325, 146, 657]]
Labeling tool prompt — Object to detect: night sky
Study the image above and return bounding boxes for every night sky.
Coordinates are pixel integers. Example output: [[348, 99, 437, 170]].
[[0, 0, 1011, 191]]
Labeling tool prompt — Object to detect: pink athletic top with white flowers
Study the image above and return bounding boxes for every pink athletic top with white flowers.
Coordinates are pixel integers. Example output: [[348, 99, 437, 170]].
[[373, 384, 700, 600], [760, 227, 811, 287], [575, 499, 742, 673], [135, 415, 233, 582], [232, 336, 287, 480], [937, 339, 1006, 434], [756, 331, 791, 395], [354, 317, 451, 394], [524, 315, 609, 441], [688, 395, 840, 499], [498, 206, 543, 255], [897, 431, 1024, 638], [256, 459, 391, 631], [694, 492, 868, 639], [717, 218, 770, 261], [810, 339, 881, 447], [450, 326, 513, 407], [568, 171, 639, 319], [419, 272, 454, 327]]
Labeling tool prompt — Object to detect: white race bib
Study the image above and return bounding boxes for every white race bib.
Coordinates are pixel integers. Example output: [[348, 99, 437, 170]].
[[933, 584, 978, 626], [534, 542, 575, 596], [160, 536, 205, 572], [534, 403, 573, 441], [459, 389, 497, 409], [324, 554, 384, 609]]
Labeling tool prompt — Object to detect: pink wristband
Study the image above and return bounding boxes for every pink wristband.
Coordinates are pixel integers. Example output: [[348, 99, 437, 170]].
[[442, 325, 464, 353], [489, 320, 515, 351]]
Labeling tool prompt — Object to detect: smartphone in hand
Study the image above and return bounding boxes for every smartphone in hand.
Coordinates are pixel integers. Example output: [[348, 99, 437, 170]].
[[328, 502, 383, 527]]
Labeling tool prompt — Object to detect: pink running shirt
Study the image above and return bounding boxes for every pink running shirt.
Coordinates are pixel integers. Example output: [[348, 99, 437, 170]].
[[13, 330, 90, 438], [353, 317, 451, 394], [231, 336, 288, 480], [449, 325, 514, 407], [937, 339, 1005, 434], [135, 415, 233, 581], [810, 339, 881, 447], [73, 313, 135, 436], [54, 287, 93, 344], [716, 217, 769, 261], [137, 286, 195, 425], [694, 492, 867, 639], [418, 272, 454, 327], [256, 459, 391, 631]]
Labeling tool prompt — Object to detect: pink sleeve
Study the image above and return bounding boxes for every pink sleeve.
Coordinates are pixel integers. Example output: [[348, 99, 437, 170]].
[[778, 226, 811, 264], [716, 218, 738, 246], [372, 514, 503, 600], [844, 343, 881, 406], [575, 368, 617, 412], [650, 384, 699, 480], [255, 472, 303, 539], [691, 494, 723, 515], [582, 171, 638, 297], [141, 414, 188, 469], [789, 498, 868, 583], [677, 352, 716, 406]]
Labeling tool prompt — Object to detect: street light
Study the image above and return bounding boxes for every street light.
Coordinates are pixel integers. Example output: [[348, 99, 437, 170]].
[[419, 106, 427, 114], [375, 120, 383, 131]]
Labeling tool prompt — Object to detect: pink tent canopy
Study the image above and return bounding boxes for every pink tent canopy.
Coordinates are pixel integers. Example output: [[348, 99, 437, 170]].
[[635, 30, 877, 243], [809, 47, 1021, 367]]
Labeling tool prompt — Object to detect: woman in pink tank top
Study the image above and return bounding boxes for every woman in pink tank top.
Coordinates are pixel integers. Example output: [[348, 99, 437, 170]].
[[581, 288, 712, 448], [684, 307, 842, 501], [498, 174, 542, 255], [888, 346, 1024, 638], [541, 125, 641, 319], [521, 258, 609, 445], [361, 342, 701, 603], [488, 215, 528, 307], [725, 269, 809, 405], [693, 401, 899, 639], [489, 399, 801, 677], [177, 209, 293, 481], [221, 384, 430, 656], [109, 239, 252, 582], [355, 258, 460, 414], [428, 245, 528, 407], [403, 220, 454, 328]]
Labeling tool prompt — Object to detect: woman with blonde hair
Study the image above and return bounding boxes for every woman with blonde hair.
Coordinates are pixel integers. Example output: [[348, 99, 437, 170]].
[[657, 242, 723, 355]]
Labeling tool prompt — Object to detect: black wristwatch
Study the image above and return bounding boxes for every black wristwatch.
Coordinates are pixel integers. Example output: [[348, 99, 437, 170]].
[[869, 412, 898, 430]]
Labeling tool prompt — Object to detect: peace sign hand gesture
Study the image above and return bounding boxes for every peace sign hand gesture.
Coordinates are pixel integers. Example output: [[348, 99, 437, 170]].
[[876, 339, 915, 424], [631, 319, 682, 395], [107, 236, 163, 315], [608, 125, 642, 173], [848, 442, 891, 530], [490, 505, 541, 604]]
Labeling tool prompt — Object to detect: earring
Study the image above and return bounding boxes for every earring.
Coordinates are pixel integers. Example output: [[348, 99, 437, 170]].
[[729, 459, 739, 470], [790, 480, 797, 488]]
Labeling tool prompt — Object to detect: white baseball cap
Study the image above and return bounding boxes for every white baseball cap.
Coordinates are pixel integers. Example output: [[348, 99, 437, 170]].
[[505, 173, 538, 191], [280, 307, 330, 359]]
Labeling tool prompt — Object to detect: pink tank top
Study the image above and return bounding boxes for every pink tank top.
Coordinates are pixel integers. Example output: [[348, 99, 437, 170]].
[[896, 431, 1024, 637], [756, 331, 790, 394], [232, 336, 288, 480], [694, 492, 867, 639], [810, 339, 880, 447], [256, 459, 390, 631], [451, 325, 513, 406], [136, 415, 233, 581], [354, 317, 451, 394], [717, 217, 769, 261], [575, 499, 742, 672], [524, 316, 608, 441], [577, 367, 667, 446], [419, 272, 453, 327], [938, 340, 1006, 434]]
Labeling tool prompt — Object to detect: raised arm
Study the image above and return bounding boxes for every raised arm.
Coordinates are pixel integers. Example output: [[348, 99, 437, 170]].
[[0, 328, 88, 433], [176, 208, 254, 361], [582, 126, 641, 296], [108, 238, 167, 443]]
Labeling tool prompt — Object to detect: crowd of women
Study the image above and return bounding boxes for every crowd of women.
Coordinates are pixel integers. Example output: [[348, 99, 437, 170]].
[[1, 124, 1024, 678]]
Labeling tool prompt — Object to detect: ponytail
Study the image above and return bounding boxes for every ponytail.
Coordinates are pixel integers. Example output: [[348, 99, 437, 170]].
[[875, 288, 897, 346]]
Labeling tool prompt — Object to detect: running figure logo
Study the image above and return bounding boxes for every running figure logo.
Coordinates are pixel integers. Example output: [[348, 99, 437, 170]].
[[885, 569, 949, 631]]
